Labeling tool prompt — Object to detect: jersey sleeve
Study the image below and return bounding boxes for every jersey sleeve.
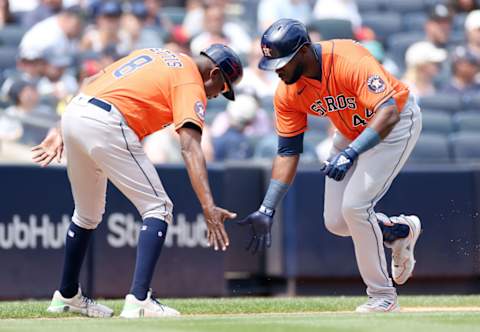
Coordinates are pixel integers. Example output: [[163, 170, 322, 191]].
[[172, 83, 206, 131], [274, 87, 307, 137], [350, 55, 397, 112]]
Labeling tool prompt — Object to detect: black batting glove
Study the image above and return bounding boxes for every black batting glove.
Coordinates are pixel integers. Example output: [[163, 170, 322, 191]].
[[237, 205, 274, 254]]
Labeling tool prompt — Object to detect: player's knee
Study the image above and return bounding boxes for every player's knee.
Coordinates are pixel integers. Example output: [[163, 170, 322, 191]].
[[341, 200, 367, 224], [324, 212, 350, 237], [72, 210, 102, 229], [142, 198, 173, 224]]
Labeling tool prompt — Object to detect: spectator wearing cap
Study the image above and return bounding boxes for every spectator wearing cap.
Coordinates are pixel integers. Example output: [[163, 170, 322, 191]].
[[37, 51, 78, 105], [80, 1, 131, 56], [402, 41, 447, 98], [0, 48, 47, 103], [425, 4, 453, 49], [121, 1, 164, 50], [213, 94, 257, 161], [0, 79, 56, 147], [19, 7, 82, 75], [22, 0, 63, 28], [465, 10, 480, 58], [441, 46, 480, 96], [190, 3, 251, 56]]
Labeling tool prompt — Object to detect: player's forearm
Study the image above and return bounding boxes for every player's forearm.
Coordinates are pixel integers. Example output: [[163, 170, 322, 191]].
[[368, 105, 400, 139], [180, 132, 215, 210], [271, 154, 300, 185]]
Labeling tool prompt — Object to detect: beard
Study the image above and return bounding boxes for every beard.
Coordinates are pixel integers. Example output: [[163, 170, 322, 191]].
[[283, 62, 304, 85]]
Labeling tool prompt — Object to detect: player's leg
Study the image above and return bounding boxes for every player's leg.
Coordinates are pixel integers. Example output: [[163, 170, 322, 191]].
[[323, 132, 353, 237], [341, 99, 422, 312], [47, 102, 113, 317], [92, 109, 178, 318]]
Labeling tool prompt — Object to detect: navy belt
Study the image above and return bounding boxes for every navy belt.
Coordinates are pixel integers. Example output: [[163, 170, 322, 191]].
[[88, 97, 111, 112]]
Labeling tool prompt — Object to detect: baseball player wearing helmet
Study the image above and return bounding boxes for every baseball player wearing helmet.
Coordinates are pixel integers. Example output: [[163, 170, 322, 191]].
[[239, 19, 422, 313], [32, 44, 243, 318]]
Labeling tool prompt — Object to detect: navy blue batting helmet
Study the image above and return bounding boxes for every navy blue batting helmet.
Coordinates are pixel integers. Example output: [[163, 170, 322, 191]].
[[259, 18, 311, 71], [200, 44, 243, 101]]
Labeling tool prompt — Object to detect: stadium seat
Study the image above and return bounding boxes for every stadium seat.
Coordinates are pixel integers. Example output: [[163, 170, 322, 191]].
[[362, 12, 403, 42], [408, 133, 451, 163], [205, 107, 223, 125], [418, 94, 462, 113], [462, 94, 480, 111], [308, 19, 354, 40], [450, 132, 480, 162], [207, 97, 228, 111], [402, 12, 428, 31], [0, 46, 18, 71], [389, 0, 426, 13], [356, 0, 382, 13], [386, 31, 424, 67], [0, 25, 27, 47], [421, 111, 453, 134], [452, 111, 480, 133]]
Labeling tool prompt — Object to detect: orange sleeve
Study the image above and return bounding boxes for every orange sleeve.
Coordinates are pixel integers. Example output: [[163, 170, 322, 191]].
[[350, 56, 396, 112], [274, 88, 307, 137], [172, 83, 206, 131]]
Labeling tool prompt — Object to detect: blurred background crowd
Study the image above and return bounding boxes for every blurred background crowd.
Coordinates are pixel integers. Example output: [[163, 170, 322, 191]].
[[0, 0, 479, 164]]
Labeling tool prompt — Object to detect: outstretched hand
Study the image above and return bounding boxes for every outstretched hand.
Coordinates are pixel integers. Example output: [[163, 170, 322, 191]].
[[31, 127, 63, 167], [237, 208, 274, 254], [204, 206, 237, 251]]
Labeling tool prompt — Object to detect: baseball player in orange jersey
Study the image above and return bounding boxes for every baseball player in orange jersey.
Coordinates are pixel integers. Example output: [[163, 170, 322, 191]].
[[239, 19, 422, 312], [31, 44, 243, 318]]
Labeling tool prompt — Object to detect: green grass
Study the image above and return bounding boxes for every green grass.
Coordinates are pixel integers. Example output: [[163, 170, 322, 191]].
[[1, 296, 480, 332]]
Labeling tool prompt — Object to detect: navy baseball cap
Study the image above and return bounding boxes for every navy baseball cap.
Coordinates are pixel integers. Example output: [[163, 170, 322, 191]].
[[200, 44, 243, 101], [259, 18, 311, 71], [98, 1, 122, 17]]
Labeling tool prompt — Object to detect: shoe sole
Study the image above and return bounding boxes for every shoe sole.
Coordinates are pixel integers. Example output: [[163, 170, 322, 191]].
[[47, 305, 113, 318], [356, 303, 400, 313], [120, 308, 180, 318], [393, 215, 421, 285]]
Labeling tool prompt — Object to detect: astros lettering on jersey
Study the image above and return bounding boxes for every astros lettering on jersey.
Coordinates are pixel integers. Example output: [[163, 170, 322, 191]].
[[274, 40, 410, 141], [83, 48, 207, 140]]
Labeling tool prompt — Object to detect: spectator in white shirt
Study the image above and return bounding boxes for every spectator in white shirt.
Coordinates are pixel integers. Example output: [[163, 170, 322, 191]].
[[465, 10, 480, 59], [313, 0, 361, 29], [257, 0, 311, 33]]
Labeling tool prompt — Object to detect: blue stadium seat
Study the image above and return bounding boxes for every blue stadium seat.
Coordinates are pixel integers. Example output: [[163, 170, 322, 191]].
[[403, 12, 428, 31], [386, 31, 424, 67], [409, 133, 451, 163], [421, 111, 453, 134], [0, 25, 27, 47], [462, 94, 480, 110], [362, 12, 403, 42], [418, 94, 462, 113], [0, 46, 17, 71], [452, 111, 480, 133], [356, 0, 382, 12], [450, 132, 480, 162], [389, 0, 426, 13], [308, 19, 354, 40], [207, 97, 228, 111]]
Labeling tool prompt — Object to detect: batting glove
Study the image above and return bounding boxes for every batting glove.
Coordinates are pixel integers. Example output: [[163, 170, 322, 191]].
[[237, 205, 274, 254], [320, 147, 358, 181]]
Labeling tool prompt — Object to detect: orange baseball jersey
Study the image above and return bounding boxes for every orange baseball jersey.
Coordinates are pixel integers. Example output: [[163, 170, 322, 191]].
[[82, 48, 207, 140], [274, 40, 410, 141]]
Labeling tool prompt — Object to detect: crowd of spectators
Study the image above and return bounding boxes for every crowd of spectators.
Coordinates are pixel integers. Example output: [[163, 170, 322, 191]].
[[0, 0, 479, 164]]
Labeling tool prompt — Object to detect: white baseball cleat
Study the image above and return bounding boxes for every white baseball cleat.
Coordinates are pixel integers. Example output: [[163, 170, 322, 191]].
[[387, 215, 422, 285], [119, 290, 180, 318], [46, 288, 113, 317], [355, 297, 400, 313]]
